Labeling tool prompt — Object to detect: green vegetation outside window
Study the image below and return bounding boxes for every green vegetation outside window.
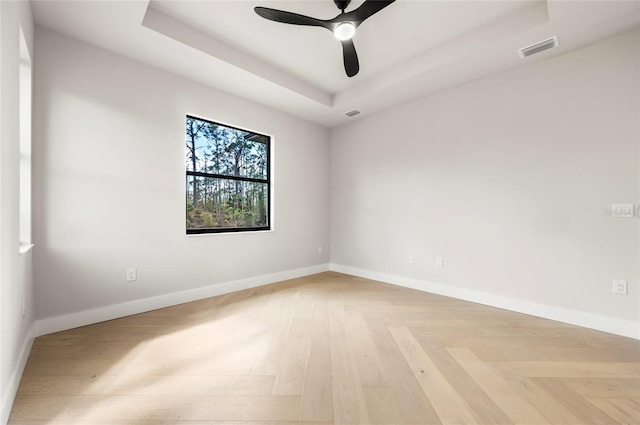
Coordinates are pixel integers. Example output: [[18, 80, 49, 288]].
[[186, 115, 270, 234]]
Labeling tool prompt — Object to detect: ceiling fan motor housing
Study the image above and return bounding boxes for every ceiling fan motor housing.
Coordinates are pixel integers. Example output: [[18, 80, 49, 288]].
[[334, 0, 351, 12]]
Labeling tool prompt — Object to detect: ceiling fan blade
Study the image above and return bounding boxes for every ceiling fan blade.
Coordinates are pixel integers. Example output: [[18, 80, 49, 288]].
[[345, 0, 396, 25], [254, 7, 331, 30], [341, 39, 360, 77]]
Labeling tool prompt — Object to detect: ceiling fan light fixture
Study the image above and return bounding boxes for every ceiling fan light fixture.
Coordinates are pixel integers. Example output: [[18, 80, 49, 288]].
[[334, 22, 356, 40]]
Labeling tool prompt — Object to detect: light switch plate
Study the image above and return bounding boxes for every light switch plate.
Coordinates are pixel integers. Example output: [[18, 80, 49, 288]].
[[611, 204, 634, 218]]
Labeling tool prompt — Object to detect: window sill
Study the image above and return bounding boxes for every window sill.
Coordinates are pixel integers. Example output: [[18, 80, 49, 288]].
[[186, 229, 274, 237], [19, 244, 34, 255]]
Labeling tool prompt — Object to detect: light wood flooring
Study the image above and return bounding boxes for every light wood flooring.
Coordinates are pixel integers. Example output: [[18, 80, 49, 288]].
[[9, 271, 640, 424]]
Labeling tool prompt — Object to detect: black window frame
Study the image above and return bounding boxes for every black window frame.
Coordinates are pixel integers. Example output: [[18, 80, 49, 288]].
[[186, 115, 271, 235]]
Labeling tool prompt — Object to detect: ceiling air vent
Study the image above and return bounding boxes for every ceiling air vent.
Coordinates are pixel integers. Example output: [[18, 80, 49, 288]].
[[518, 36, 559, 58], [344, 109, 361, 117]]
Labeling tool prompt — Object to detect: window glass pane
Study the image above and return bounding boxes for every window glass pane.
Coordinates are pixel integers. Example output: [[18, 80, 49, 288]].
[[185, 118, 208, 173], [187, 175, 268, 231], [186, 117, 268, 180], [19, 27, 32, 247]]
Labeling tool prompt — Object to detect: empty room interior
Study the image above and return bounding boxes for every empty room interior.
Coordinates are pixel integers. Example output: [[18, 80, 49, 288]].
[[1, 0, 639, 424]]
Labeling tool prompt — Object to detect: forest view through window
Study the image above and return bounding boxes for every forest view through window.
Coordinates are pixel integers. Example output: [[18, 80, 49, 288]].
[[186, 116, 270, 234]]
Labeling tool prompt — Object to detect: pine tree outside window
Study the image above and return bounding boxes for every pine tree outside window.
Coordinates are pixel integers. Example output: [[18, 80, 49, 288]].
[[186, 116, 270, 234]]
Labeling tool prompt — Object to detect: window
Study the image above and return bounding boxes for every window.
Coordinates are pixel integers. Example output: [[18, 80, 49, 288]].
[[186, 116, 270, 234], [19, 26, 33, 253]]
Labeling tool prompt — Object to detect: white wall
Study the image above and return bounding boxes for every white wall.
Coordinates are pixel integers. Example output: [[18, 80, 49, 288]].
[[0, 1, 35, 424], [331, 29, 640, 338], [33, 29, 330, 331]]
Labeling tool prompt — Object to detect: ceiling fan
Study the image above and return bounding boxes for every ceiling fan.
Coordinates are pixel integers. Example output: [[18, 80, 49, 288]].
[[254, 0, 396, 78]]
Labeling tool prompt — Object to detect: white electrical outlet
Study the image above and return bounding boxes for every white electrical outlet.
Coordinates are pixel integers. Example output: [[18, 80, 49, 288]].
[[22, 297, 26, 319], [318, 246, 323, 255], [408, 255, 414, 264], [612, 280, 627, 295], [436, 257, 443, 268], [126, 268, 137, 282]]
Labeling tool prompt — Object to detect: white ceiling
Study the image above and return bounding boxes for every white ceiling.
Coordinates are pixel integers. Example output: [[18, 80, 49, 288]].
[[31, 0, 640, 128]]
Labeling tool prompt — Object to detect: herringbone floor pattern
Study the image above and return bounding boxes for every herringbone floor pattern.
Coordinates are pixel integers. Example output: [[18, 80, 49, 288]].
[[9, 272, 640, 424]]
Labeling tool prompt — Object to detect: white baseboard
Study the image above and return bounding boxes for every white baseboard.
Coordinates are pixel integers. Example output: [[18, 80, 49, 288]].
[[1, 323, 35, 425], [36, 263, 330, 337], [330, 263, 640, 340], [33, 261, 640, 339]]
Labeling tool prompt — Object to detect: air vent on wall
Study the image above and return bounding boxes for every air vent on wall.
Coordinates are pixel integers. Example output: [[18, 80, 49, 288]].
[[344, 109, 361, 117], [518, 36, 559, 58]]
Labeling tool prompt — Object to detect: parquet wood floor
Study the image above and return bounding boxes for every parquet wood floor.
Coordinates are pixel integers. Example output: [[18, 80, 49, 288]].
[[8, 272, 640, 424]]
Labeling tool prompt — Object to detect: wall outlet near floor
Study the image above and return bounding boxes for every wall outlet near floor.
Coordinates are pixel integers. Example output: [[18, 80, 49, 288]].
[[318, 246, 323, 255], [612, 280, 627, 295], [22, 297, 26, 319], [436, 257, 443, 268], [126, 268, 137, 282], [408, 255, 414, 264]]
